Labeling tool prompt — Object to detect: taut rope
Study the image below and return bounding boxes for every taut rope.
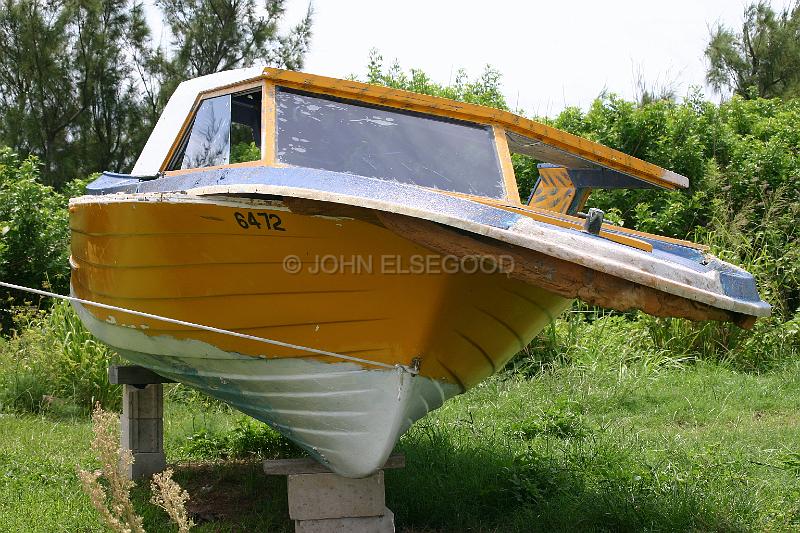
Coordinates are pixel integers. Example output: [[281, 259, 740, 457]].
[[0, 281, 407, 372]]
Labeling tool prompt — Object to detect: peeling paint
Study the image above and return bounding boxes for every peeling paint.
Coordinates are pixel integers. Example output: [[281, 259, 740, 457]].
[[73, 300, 460, 477]]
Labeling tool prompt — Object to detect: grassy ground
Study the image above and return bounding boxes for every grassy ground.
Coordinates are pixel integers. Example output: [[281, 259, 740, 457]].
[[1, 358, 799, 532]]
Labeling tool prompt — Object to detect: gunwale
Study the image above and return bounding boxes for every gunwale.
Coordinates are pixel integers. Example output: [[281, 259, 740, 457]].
[[69, 181, 770, 319]]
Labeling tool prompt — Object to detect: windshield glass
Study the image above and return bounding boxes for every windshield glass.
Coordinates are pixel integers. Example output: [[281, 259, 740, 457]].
[[275, 88, 505, 198], [169, 89, 262, 170]]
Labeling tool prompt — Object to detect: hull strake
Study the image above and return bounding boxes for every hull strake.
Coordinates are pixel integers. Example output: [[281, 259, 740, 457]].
[[69, 193, 569, 476]]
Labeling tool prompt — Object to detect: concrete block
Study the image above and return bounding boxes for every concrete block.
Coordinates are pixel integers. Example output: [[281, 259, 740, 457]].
[[295, 507, 394, 533], [121, 417, 163, 453], [123, 451, 166, 481], [287, 471, 385, 520], [119, 381, 166, 481], [122, 384, 163, 419]]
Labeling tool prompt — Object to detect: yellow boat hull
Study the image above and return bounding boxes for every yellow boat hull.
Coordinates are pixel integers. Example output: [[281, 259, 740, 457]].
[[70, 193, 569, 475], [71, 194, 569, 387]]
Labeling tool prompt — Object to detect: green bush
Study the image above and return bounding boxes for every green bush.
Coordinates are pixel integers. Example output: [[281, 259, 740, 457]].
[[0, 148, 71, 326], [0, 307, 59, 413], [557, 94, 800, 316], [178, 417, 301, 460]]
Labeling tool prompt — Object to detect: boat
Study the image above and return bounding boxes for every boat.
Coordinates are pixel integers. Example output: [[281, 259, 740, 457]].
[[69, 67, 770, 477]]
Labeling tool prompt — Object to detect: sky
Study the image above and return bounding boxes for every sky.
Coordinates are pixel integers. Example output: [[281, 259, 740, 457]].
[[276, 0, 795, 116]]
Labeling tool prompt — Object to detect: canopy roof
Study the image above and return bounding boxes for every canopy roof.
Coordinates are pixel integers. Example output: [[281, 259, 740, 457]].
[[132, 67, 690, 190]]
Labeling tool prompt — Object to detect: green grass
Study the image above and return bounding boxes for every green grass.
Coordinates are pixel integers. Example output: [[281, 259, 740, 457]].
[[390, 361, 800, 531], [2, 359, 799, 532], [0, 414, 99, 531]]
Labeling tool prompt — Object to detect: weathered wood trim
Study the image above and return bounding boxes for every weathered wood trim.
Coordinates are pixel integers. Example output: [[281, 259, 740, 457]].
[[159, 78, 265, 172], [462, 194, 653, 252], [151, 69, 689, 189], [262, 68, 687, 190], [493, 126, 521, 204], [440, 190, 707, 251], [199, 79, 263, 100], [377, 211, 753, 327], [163, 160, 265, 177], [262, 81, 276, 166]]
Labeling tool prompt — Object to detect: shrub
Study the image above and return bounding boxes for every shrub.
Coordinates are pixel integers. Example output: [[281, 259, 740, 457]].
[[0, 148, 71, 325], [178, 417, 301, 460], [0, 307, 58, 413], [569, 94, 800, 316]]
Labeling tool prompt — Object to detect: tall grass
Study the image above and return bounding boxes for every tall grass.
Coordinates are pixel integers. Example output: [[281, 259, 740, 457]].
[[509, 180, 800, 376], [642, 183, 800, 371], [0, 300, 120, 413]]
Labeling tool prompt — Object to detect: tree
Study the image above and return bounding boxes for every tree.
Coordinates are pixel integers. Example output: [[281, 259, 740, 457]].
[[144, 0, 313, 122], [0, 0, 313, 187], [705, 1, 800, 99], [0, 0, 145, 186], [364, 49, 508, 110]]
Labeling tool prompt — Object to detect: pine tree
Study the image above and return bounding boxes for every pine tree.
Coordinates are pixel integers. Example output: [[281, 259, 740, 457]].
[[143, 0, 313, 126], [0, 0, 313, 186], [706, 1, 800, 99]]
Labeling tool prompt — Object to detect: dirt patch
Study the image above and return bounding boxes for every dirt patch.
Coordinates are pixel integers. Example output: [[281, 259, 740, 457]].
[[170, 459, 288, 525]]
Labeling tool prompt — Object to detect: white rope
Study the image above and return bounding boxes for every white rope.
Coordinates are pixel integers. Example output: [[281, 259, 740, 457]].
[[0, 281, 404, 371]]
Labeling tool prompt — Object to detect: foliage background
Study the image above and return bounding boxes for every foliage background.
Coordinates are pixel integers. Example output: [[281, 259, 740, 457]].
[[0, 0, 312, 188], [0, 51, 797, 414], [0, 2, 798, 531]]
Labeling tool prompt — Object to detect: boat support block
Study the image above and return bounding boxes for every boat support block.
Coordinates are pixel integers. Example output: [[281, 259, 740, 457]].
[[109, 365, 171, 480], [264, 454, 404, 532]]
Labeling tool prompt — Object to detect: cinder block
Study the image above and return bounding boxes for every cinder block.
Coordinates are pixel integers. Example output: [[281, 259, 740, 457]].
[[287, 471, 385, 520], [119, 381, 166, 481], [123, 451, 166, 481], [295, 507, 394, 533], [121, 417, 163, 452], [122, 384, 163, 419]]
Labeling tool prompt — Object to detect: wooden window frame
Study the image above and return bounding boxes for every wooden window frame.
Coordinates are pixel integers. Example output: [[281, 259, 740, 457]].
[[492, 126, 520, 204], [161, 79, 267, 175], [160, 76, 524, 205]]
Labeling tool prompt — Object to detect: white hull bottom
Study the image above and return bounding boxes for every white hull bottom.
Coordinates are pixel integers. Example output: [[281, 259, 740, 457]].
[[74, 302, 460, 477]]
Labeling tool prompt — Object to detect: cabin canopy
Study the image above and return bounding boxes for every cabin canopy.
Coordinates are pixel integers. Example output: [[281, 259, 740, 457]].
[[132, 67, 689, 206]]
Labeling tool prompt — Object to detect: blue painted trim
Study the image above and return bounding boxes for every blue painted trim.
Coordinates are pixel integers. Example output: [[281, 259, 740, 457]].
[[86, 173, 143, 195], [566, 168, 658, 189], [526, 177, 541, 205]]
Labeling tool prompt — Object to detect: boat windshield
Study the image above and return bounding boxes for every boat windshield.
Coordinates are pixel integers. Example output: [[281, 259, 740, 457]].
[[275, 88, 505, 199], [169, 89, 262, 170]]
